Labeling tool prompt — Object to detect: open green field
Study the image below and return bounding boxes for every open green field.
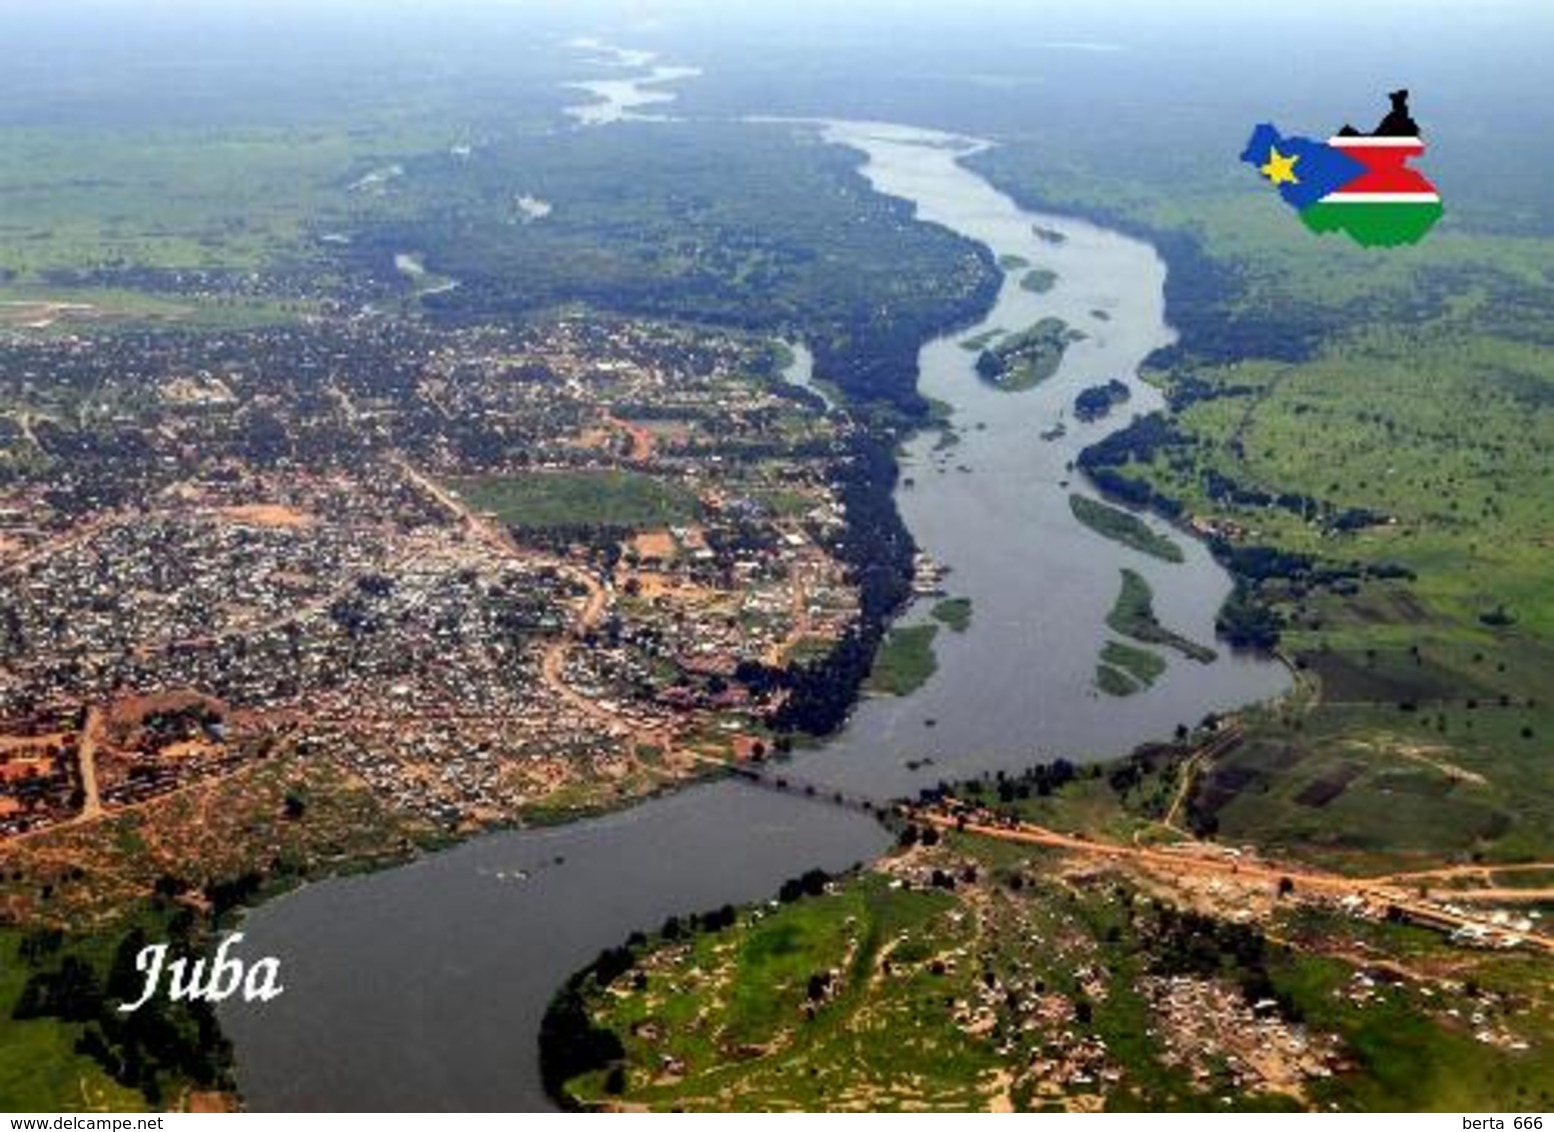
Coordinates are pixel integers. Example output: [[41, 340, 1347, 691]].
[[1196, 697, 1552, 870], [1106, 569, 1216, 664], [0, 119, 458, 328], [450, 470, 701, 532], [866, 624, 940, 696], [560, 873, 998, 1111], [1070, 494, 1184, 563]]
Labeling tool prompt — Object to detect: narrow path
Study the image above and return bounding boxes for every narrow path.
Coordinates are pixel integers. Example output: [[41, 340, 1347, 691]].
[[765, 564, 811, 666], [1376, 861, 1554, 883], [77, 705, 103, 819], [1161, 751, 1204, 832]]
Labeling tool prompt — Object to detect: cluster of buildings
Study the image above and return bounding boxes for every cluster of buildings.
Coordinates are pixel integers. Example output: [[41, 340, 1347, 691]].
[[0, 312, 862, 840], [1139, 975, 1343, 1097]]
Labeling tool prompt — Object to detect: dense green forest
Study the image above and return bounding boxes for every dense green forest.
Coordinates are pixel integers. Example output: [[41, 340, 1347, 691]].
[[336, 122, 998, 417]]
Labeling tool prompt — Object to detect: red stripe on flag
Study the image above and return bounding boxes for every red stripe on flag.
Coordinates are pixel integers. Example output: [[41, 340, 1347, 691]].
[[1329, 138, 1438, 196]]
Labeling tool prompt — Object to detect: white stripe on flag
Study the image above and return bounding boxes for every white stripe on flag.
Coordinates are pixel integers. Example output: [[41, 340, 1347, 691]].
[[1317, 192, 1441, 204], [1326, 136, 1425, 147]]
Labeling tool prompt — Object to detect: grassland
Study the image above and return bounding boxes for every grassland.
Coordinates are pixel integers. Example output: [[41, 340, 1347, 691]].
[[930, 597, 973, 633], [1106, 569, 1216, 664], [450, 470, 701, 532], [561, 873, 1001, 1110], [0, 118, 462, 329], [1069, 494, 1184, 563], [866, 624, 940, 696]]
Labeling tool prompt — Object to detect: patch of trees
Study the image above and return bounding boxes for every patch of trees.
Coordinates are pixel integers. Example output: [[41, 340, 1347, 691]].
[[539, 976, 626, 1107], [139, 703, 223, 750], [513, 521, 638, 557], [659, 904, 739, 942], [771, 433, 917, 736], [778, 867, 834, 903], [1200, 469, 1390, 533], [1162, 374, 1258, 412], [1073, 379, 1131, 423], [896, 823, 941, 848], [980, 758, 1080, 804], [1077, 412, 1181, 472], [204, 870, 263, 919], [9, 920, 233, 1107], [1215, 583, 1284, 650], [1146, 905, 1304, 1022]]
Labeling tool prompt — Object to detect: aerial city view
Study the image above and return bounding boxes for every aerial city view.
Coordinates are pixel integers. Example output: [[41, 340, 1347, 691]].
[[1, 0, 1552, 1117]]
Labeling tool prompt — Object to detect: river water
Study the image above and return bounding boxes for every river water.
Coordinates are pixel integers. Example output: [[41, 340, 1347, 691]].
[[562, 40, 701, 127], [223, 111, 1287, 1111]]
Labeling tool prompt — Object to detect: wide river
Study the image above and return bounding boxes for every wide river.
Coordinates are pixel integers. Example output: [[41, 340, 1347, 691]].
[[223, 117, 1288, 1111]]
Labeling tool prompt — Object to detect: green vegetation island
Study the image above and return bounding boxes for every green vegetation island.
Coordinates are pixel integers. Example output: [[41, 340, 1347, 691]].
[[974, 317, 1086, 392], [865, 624, 940, 696], [1097, 638, 1168, 696], [1019, 267, 1058, 294], [1070, 494, 1185, 563], [1107, 568, 1217, 663], [930, 597, 973, 633]]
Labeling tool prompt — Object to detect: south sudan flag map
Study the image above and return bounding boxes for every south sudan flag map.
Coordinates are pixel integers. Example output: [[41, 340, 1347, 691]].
[[1242, 90, 1443, 247]]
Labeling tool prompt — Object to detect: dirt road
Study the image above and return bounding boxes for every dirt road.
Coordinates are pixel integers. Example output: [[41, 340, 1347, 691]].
[[918, 808, 1554, 955], [77, 706, 103, 819]]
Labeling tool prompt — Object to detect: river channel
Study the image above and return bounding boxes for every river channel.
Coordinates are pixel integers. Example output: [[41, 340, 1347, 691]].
[[223, 105, 1287, 1112]]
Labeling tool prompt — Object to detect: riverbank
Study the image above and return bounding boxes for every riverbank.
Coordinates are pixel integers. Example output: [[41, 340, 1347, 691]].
[[551, 731, 1554, 1110]]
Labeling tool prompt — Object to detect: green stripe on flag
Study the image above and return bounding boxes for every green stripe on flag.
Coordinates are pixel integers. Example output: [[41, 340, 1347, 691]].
[[1299, 200, 1444, 247]]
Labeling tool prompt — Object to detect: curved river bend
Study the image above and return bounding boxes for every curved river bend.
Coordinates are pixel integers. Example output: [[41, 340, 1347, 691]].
[[223, 118, 1287, 1111]]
